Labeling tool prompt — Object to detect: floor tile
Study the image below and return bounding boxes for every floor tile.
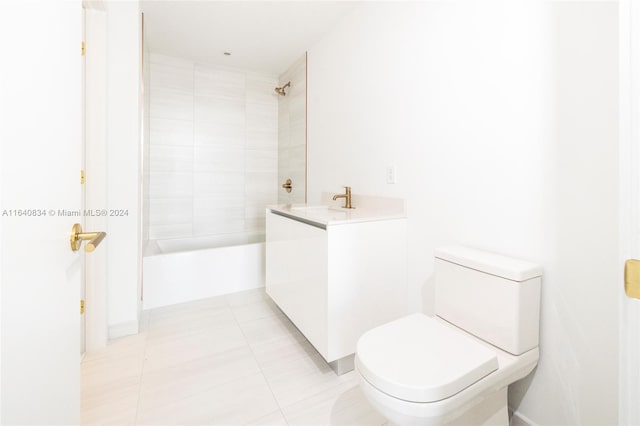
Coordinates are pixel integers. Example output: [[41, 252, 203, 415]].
[[281, 379, 385, 426], [243, 409, 289, 426], [225, 287, 273, 307], [80, 288, 384, 426], [136, 372, 279, 426], [144, 306, 238, 346], [262, 352, 355, 408], [81, 375, 140, 426], [231, 297, 283, 324], [252, 335, 319, 371], [143, 323, 248, 373], [137, 345, 260, 411], [239, 314, 307, 348], [83, 332, 147, 364], [82, 349, 145, 392]]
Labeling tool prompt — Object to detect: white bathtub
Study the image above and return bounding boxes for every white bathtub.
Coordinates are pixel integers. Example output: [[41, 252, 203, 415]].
[[142, 233, 265, 309]]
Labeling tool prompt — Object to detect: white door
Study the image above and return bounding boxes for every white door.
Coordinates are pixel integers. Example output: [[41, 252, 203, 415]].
[[0, 1, 82, 424]]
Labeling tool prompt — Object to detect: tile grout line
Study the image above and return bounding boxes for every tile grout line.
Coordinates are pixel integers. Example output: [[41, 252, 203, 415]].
[[133, 301, 240, 424], [228, 294, 291, 426]]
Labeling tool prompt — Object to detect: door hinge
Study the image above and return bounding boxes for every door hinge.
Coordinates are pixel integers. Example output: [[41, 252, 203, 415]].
[[80, 170, 85, 185], [80, 299, 85, 315], [81, 41, 85, 56]]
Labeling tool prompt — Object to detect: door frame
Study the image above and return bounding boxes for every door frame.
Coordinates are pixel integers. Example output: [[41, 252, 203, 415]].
[[83, 3, 108, 352], [619, 1, 640, 424]]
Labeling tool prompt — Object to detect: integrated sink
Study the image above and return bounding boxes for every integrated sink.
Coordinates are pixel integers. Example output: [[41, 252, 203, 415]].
[[269, 203, 405, 227], [290, 205, 349, 213], [278, 205, 351, 226]]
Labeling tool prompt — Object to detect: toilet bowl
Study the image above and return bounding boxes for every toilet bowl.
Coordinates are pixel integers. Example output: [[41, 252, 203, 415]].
[[355, 246, 542, 425]]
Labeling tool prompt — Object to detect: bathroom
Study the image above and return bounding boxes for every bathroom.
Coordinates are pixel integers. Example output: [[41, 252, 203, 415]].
[[0, 0, 637, 425]]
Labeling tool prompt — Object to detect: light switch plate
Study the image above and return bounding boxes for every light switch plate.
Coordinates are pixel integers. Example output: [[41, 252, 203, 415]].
[[624, 259, 640, 300]]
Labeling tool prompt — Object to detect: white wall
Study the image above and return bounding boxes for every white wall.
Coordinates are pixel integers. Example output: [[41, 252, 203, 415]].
[[147, 54, 278, 240], [308, 2, 618, 424], [106, 1, 142, 338]]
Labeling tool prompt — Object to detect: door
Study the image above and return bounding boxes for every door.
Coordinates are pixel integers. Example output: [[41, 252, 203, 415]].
[[0, 1, 82, 424]]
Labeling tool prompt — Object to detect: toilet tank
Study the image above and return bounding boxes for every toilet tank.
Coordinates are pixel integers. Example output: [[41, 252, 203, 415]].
[[434, 246, 542, 355]]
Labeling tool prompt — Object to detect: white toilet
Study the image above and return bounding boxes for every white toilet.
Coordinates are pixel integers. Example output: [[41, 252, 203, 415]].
[[355, 246, 542, 426]]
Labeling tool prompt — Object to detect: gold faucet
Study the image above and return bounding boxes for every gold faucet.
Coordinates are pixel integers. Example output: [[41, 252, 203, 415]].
[[332, 186, 353, 209]]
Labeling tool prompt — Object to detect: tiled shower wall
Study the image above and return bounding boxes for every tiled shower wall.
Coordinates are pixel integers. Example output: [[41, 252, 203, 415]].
[[277, 53, 307, 204], [147, 54, 278, 240]]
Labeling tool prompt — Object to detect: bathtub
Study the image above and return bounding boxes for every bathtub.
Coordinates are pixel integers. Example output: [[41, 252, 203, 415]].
[[142, 232, 265, 309]]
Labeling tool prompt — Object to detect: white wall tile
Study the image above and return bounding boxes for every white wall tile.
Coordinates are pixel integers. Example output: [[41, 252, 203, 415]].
[[246, 129, 278, 150], [149, 118, 193, 147], [247, 102, 278, 132], [150, 62, 193, 93], [150, 53, 193, 69], [194, 145, 244, 173], [247, 74, 280, 105], [193, 197, 245, 235], [194, 172, 245, 196], [246, 172, 278, 204], [148, 57, 279, 241], [194, 96, 245, 126], [194, 122, 245, 147], [149, 172, 193, 199], [148, 224, 193, 240], [195, 65, 246, 101], [150, 87, 193, 121], [149, 145, 193, 173], [246, 149, 277, 173], [148, 198, 192, 225]]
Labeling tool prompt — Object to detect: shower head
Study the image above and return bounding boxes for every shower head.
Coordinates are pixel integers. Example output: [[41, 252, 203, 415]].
[[275, 81, 291, 96]]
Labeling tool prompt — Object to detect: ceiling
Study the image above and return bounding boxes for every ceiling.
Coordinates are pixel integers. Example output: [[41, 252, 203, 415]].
[[141, 1, 358, 76]]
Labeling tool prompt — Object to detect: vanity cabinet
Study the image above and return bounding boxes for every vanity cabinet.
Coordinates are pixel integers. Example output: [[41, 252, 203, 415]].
[[265, 208, 407, 366]]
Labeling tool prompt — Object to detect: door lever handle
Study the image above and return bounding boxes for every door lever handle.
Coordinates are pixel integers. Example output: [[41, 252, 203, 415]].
[[70, 223, 107, 252]]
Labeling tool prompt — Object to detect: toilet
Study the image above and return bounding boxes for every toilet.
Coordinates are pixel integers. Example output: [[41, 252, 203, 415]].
[[355, 246, 542, 426]]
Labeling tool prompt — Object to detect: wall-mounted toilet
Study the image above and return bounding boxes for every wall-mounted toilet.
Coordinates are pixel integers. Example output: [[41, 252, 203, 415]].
[[355, 246, 542, 425]]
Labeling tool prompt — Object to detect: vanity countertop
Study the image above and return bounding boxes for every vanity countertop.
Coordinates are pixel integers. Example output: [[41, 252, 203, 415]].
[[267, 203, 406, 226]]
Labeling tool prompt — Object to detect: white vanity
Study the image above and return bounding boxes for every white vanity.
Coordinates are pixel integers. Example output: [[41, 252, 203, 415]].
[[265, 194, 408, 374]]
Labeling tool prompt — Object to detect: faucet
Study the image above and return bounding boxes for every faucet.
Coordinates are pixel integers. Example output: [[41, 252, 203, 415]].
[[332, 186, 353, 209]]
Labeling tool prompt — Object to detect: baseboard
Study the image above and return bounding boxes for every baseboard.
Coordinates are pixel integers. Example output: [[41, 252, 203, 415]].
[[108, 320, 139, 340], [510, 409, 537, 426]]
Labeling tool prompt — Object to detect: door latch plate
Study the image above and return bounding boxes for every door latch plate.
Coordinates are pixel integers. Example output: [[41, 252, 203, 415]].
[[624, 259, 640, 300]]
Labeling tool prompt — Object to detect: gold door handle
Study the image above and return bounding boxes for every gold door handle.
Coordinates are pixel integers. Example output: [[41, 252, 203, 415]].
[[70, 223, 107, 252], [282, 178, 293, 193]]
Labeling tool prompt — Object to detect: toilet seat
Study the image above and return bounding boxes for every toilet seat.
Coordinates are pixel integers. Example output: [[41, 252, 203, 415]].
[[356, 314, 499, 403]]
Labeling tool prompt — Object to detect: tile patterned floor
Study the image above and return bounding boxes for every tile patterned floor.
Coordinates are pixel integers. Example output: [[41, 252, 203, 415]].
[[81, 288, 386, 425]]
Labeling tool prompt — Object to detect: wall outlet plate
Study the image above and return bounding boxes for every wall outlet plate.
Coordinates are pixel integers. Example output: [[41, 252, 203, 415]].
[[386, 165, 396, 184]]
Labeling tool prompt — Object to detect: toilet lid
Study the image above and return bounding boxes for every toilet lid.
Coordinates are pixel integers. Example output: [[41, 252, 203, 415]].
[[356, 314, 499, 403]]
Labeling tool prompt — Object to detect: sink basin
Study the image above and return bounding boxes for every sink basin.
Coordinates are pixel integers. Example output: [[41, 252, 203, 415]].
[[290, 205, 350, 213], [277, 205, 355, 226], [269, 202, 403, 227]]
